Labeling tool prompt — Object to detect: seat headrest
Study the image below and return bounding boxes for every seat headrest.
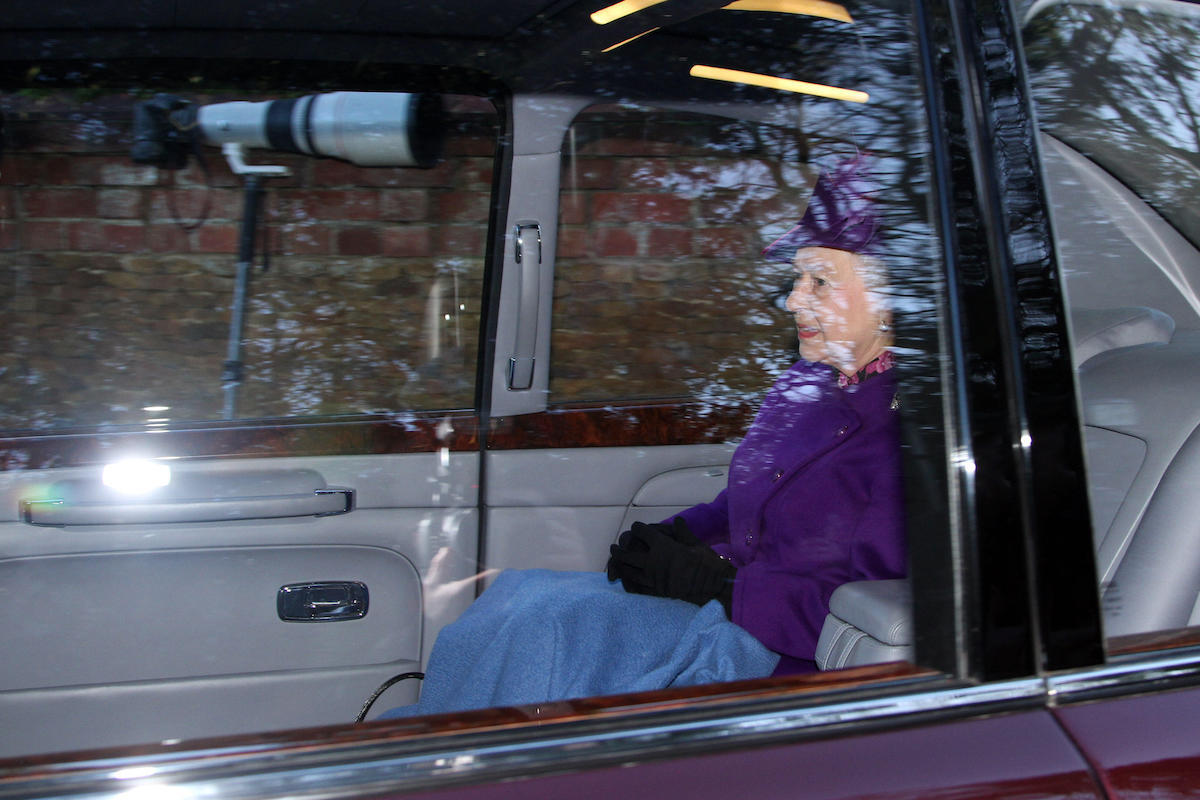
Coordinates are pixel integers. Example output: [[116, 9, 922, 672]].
[[1071, 307, 1175, 366]]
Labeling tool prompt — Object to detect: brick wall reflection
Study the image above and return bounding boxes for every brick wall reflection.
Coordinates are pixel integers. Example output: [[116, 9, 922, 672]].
[[0, 100, 804, 431], [551, 110, 807, 405], [0, 94, 494, 430]]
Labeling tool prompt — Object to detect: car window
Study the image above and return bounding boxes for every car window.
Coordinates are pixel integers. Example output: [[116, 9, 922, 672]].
[[549, 54, 941, 416], [1025, 0, 1200, 251], [488, 0, 943, 677], [0, 0, 959, 765], [1023, 0, 1200, 643], [1, 88, 496, 432]]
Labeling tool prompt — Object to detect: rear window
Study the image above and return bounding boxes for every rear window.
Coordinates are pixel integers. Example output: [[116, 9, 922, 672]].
[[1024, 0, 1200, 248]]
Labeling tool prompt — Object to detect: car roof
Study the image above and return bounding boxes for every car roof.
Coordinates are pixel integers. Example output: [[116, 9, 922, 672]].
[[0, 0, 885, 101], [3, 0, 569, 38]]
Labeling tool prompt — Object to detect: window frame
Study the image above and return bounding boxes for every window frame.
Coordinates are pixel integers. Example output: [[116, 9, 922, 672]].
[[910, 0, 1104, 678]]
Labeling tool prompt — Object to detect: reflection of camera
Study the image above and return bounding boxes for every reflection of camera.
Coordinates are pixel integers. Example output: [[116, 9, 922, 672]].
[[130, 94, 197, 169], [131, 92, 442, 169]]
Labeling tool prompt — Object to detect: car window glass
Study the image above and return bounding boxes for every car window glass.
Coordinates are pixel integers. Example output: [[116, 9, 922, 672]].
[[1025, 0, 1200, 250], [1023, 0, 1200, 643], [0, 0, 956, 757], [549, 48, 942, 417], [464, 0, 956, 712], [0, 90, 495, 432], [506, 0, 945, 681]]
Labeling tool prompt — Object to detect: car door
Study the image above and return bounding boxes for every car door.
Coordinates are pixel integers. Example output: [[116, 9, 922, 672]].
[[8, 0, 1196, 796], [1018, 0, 1200, 792], [0, 83, 499, 756]]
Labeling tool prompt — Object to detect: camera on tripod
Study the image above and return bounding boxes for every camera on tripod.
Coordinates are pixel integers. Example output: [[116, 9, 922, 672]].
[[131, 91, 443, 169]]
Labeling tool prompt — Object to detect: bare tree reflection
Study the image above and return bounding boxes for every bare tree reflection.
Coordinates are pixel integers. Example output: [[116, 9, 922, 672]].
[[1025, 3, 1200, 247]]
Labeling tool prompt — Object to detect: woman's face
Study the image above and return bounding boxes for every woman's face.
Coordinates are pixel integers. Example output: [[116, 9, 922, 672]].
[[785, 246, 891, 375]]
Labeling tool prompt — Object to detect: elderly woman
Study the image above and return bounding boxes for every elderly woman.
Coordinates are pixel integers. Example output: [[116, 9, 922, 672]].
[[606, 157, 906, 674], [377, 159, 905, 719]]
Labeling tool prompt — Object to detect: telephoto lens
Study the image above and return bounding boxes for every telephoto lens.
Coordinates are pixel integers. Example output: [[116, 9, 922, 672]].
[[196, 92, 442, 167]]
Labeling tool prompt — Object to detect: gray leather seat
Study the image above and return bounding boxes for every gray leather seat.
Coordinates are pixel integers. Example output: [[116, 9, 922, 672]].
[[816, 305, 1188, 668], [1070, 307, 1175, 366], [1078, 325, 1200, 636]]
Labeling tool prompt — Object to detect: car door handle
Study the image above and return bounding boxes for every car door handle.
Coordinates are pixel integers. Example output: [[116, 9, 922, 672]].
[[508, 220, 542, 390], [20, 488, 355, 527], [278, 581, 369, 622]]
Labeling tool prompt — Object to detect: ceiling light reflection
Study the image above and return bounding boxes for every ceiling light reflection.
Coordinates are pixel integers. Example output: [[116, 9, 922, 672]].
[[689, 64, 869, 103], [102, 460, 171, 495], [602, 26, 660, 51], [591, 0, 669, 24], [723, 0, 853, 22]]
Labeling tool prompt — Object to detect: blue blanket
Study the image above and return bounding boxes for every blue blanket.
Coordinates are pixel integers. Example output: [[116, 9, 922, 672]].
[[380, 570, 779, 717]]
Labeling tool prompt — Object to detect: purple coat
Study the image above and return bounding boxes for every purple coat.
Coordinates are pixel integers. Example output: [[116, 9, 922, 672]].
[[672, 359, 906, 671]]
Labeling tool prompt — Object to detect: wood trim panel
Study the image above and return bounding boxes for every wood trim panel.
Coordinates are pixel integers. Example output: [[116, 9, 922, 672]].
[[1, 398, 760, 469], [487, 400, 758, 450], [0, 412, 480, 471], [3, 662, 934, 771], [1107, 627, 1200, 658]]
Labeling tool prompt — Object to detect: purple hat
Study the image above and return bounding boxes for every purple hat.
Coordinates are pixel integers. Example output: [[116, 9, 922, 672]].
[[762, 155, 880, 263]]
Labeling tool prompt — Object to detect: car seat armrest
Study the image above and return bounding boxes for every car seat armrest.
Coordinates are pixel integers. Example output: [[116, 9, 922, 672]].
[[815, 579, 913, 670]]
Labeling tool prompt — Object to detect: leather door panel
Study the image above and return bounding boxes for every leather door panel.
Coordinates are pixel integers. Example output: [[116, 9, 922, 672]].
[[0, 452, 478, 757]]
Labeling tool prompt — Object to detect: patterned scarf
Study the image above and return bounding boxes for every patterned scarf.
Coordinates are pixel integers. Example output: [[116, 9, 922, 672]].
[[837, 350, 895, 389]]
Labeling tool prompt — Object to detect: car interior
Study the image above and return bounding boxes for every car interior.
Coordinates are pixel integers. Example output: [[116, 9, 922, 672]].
[[0, 33, 890, 757], [0, 0, 1196, 765]]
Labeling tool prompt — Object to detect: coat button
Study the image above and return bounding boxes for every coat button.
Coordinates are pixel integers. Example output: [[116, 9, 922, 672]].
[[835, 425, 848, 436], [745, 531, 755, 545], [772, 469, 784, 481]]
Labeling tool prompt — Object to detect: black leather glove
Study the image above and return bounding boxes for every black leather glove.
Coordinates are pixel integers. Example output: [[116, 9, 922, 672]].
[[606, 518, 736, 613], [607, 517, 698, 557], [606, 518, 696, 583]]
